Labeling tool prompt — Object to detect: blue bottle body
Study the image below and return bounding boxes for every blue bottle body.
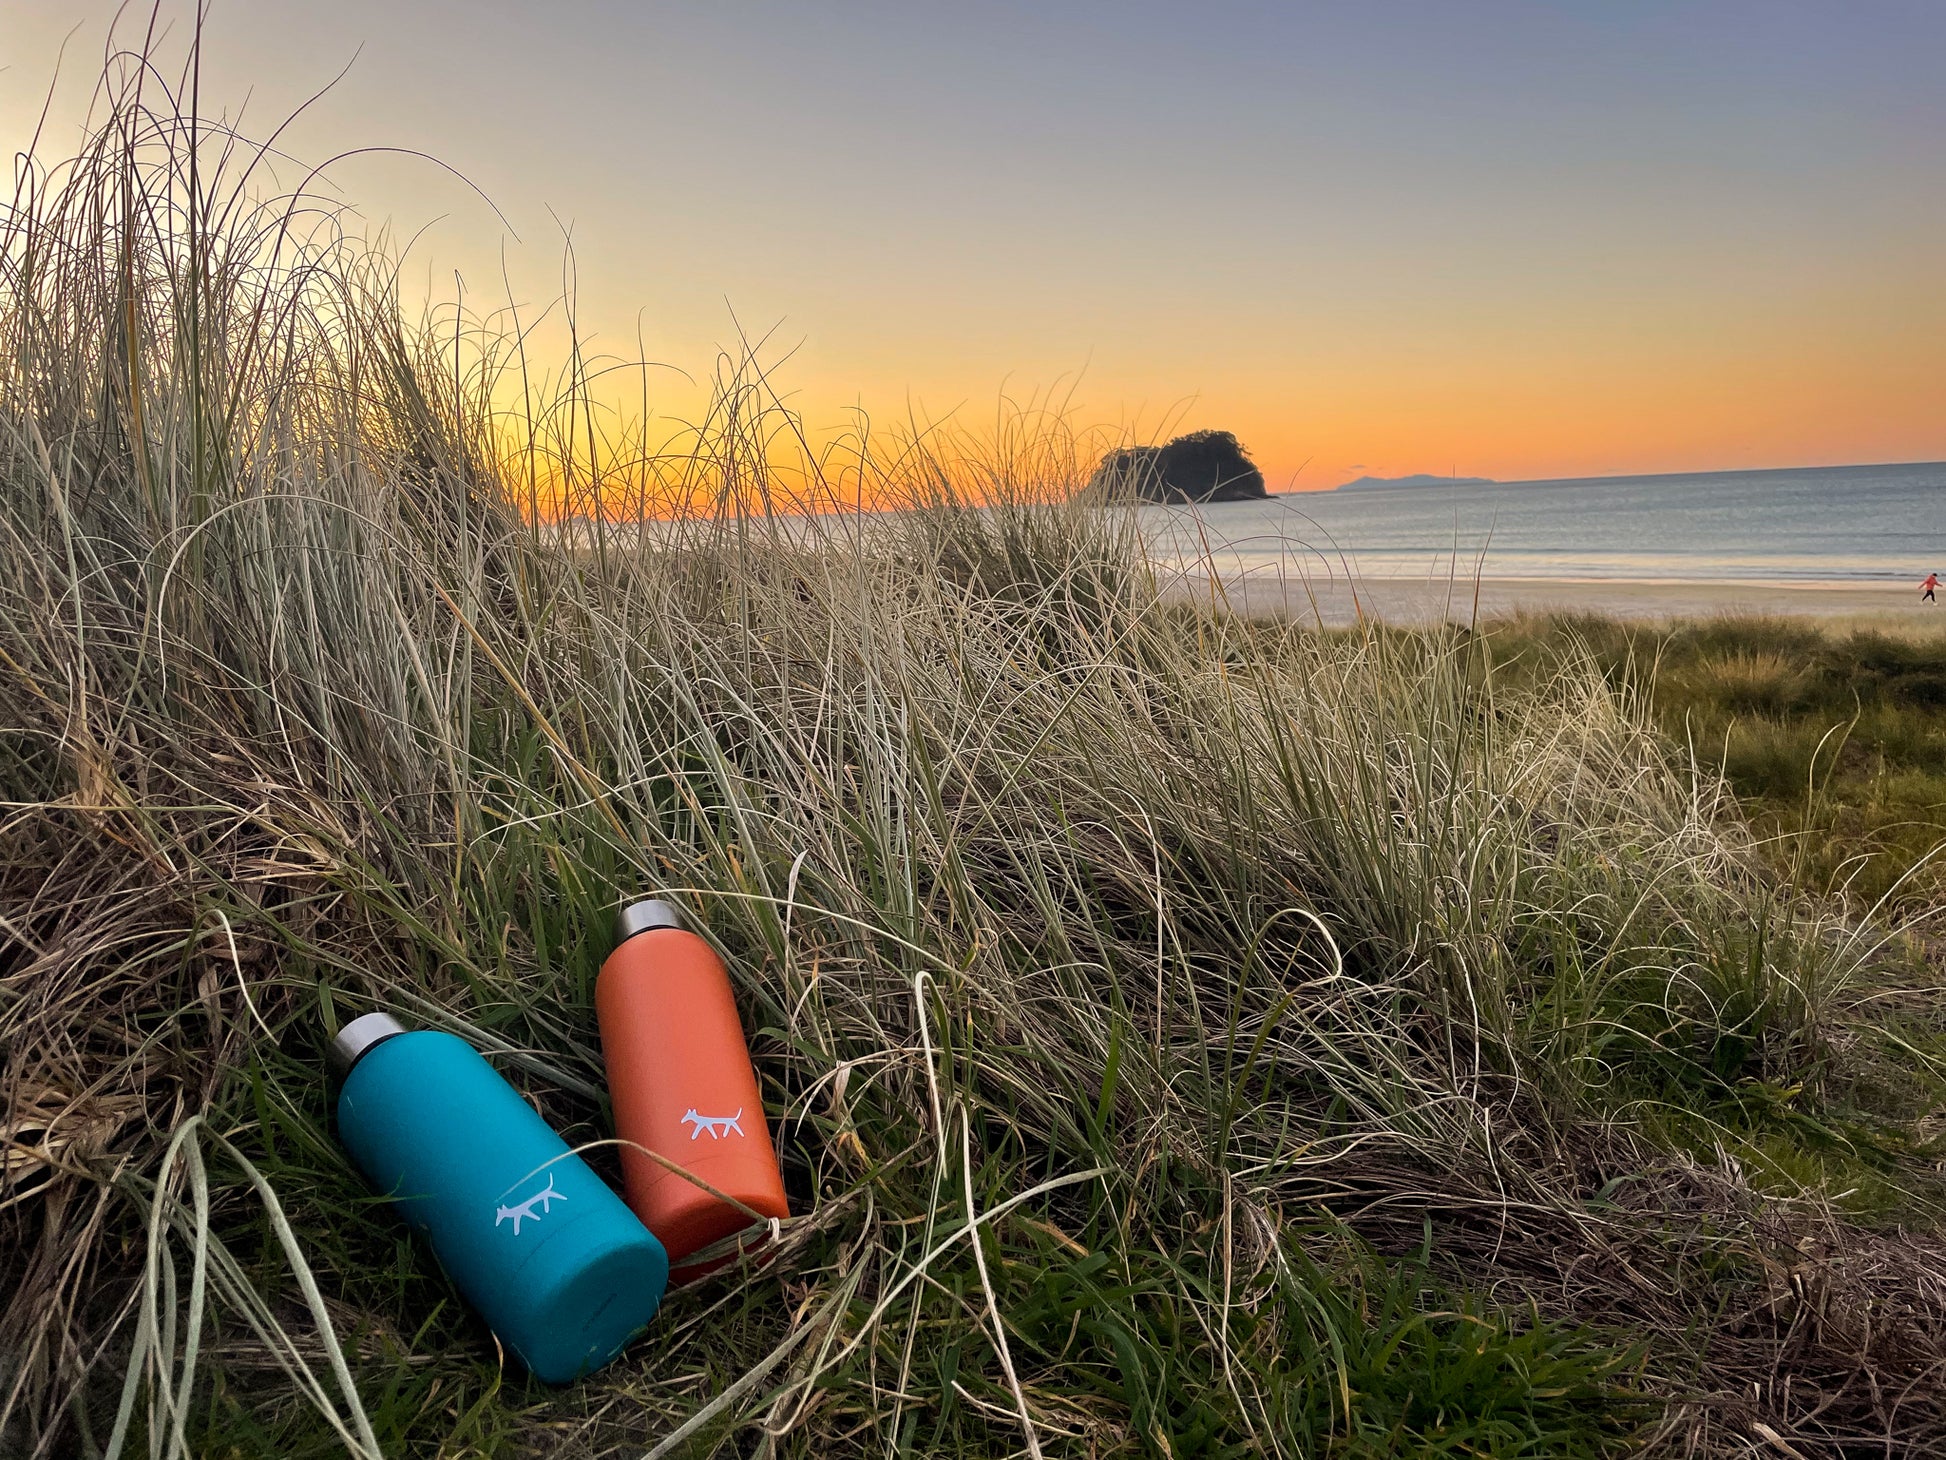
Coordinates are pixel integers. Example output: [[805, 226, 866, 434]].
[[335, 1030, 667, 1383]]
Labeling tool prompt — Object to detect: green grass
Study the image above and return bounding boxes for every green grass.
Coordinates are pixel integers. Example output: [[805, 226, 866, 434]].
[[1478, 612, 1946, 909], [5, 23, 1946, 1460]]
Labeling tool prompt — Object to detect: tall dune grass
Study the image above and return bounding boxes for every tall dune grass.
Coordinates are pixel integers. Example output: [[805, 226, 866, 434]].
[[4, 28, 1945, 1458]]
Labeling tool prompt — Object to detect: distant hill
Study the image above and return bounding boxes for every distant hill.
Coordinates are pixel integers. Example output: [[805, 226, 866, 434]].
[[1334, 473, 1495, 490]]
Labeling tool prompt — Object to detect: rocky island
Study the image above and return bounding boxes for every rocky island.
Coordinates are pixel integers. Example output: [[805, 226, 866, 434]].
[[1083, 430, 1268, 504]]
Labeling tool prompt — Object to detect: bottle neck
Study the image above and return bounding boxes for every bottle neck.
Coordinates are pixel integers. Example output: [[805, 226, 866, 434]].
[[613, 898, 685, 947], [327, 1011, 408, 1084]]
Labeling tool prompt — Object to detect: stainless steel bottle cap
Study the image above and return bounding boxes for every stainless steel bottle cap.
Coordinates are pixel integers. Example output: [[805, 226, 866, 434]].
[[613, 898, 684, 948], [327, 1011, 408, 1083]]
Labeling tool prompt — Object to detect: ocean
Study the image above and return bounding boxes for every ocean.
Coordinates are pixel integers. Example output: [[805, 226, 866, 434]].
[[1136, 460, 1945, 587]]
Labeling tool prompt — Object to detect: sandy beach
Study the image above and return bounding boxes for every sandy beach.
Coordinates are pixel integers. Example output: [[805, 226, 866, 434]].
[[1167, 573, 1939, 629]]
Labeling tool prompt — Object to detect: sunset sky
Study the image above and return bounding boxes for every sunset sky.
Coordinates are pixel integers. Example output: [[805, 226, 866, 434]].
[[3, 1, 1941, 488]]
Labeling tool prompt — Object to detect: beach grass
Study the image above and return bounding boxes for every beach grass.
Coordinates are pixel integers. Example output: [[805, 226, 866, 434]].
[[1478, 613, 1946, 910], [5, 38, 1946, 1460]]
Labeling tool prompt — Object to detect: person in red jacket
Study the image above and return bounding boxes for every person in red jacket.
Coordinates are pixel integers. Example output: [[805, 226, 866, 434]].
[[1924, 572, 1939, 604]]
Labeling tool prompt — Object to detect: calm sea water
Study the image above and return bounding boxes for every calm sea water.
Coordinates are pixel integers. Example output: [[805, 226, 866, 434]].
[[1137, 460, 1945, 585]]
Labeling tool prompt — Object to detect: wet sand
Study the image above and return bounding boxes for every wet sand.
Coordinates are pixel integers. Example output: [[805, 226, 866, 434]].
[[1166, 573, 1938, 629]]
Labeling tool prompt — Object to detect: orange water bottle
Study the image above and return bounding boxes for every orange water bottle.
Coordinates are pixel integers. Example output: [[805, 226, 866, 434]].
[[596, 899, 789, 1270]]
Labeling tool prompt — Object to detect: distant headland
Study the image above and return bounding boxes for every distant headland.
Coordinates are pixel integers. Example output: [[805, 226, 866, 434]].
[[1333, 473, 1496, 490]]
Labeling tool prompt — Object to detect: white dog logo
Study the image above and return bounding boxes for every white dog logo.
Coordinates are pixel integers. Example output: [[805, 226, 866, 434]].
[[494, 1175, 565, 1235], [682, 1108, 745, 1140]]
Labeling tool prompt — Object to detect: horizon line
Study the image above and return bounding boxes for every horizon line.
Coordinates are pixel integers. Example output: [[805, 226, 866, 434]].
[[1303, 457, 1946, 493]]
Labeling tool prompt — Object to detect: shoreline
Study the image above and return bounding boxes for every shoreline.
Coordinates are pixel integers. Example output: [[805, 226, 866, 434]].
[[1165, 572, 1942, 628]]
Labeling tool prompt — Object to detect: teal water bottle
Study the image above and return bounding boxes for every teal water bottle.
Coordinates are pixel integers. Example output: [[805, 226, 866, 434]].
[[330, 1012, 668, 1383]]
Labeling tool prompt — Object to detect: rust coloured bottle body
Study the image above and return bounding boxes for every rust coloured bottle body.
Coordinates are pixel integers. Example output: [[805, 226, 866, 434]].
[[596, 900, 789, 1269]]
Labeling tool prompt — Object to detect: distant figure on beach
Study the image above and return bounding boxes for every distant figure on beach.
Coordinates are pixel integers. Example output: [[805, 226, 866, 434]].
[[1925, 572, 1939, 603]]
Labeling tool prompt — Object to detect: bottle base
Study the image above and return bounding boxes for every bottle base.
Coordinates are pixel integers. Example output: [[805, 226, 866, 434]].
[[512, 1234, 668, 1384]]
